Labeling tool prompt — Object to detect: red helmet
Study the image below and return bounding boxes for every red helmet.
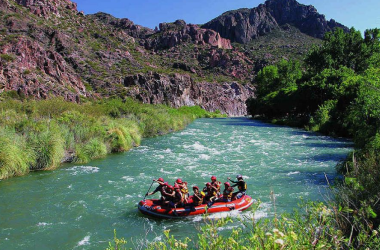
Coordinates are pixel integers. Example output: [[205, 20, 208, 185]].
[[206, 182, 211, 186], [157, 177, 164, 182], [211, 176, 217, 181], [176, 178, 183, 184], [163, 182, 168, 186], [193, 186, 199, 190], [174, 184, 180, 189], [224, 182, 230, 187], [167, 185, 173, 190]]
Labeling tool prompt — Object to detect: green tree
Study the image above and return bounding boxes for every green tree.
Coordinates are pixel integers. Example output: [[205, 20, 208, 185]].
[[306, 28, 380, 74]]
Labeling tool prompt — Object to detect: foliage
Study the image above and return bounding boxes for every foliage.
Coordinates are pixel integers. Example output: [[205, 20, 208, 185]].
[[306, 28, 380, 74], [106, 229, 128, 250], [0, 128, 35, 179], [142, 201, 380, 249], [335, 149, 380, 248], [247, 27, 380, 248], [248, 59, 302, 118]]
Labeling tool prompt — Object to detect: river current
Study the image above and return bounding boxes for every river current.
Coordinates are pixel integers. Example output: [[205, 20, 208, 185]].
[[0, 118, 353, 249]]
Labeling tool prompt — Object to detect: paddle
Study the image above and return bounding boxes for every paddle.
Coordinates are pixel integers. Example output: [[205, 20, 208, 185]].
[[143, 180, 155, 201]]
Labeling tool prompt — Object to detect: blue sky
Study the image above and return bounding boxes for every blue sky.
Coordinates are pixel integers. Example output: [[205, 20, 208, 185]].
[[74, 0, 380, 33]]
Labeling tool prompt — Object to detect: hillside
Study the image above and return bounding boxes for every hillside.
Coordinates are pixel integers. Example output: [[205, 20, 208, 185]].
[[0, 0, 348, 115]]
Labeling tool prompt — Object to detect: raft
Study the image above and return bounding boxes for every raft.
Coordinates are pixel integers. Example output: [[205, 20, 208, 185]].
[[138, 195, 254, 218]]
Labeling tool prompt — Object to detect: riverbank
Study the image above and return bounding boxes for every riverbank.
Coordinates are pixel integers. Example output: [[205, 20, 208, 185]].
[[0, 97, 224, 179]]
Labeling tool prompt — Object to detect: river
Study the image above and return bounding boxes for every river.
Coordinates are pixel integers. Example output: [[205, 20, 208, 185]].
[[0, 118, 353, 249]]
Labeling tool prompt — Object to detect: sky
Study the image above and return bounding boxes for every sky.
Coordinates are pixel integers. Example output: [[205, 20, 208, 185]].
[[74, 0, 380, 33]]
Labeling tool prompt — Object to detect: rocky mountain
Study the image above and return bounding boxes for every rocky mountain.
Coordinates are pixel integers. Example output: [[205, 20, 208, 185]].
[[0, 0, 349, 115], [203, 0, 348, 44]]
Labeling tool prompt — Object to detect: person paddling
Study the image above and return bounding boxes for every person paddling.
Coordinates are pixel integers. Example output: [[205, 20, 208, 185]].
[[175, 178, 189, 203], [162, 185, 175, 207], [228, 174, 247, 200], [210, 176, 222, 196], [145, 178, 167, 204], [169, 184, 184, 209], [203, 182, 218, 204], [191, 186, 205, 206], [221, 182, 234, 202]]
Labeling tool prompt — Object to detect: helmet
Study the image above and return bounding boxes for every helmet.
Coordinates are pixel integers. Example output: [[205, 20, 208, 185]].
[[157, 177, 164, 182], [174, 184, 180, 189], [163, 182, 168, 186], [224, 182, 230, 187], [206, 182, 211, 186], [236, 174, 243, 179], [176, 178, 183, 184], [211, 176, 217, 181], [167, 185, 173, 190], [193, 186, 199, 190]]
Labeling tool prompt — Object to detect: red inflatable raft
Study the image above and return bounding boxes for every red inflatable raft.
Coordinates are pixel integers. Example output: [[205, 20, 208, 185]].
[[138, 195, 254, 219]]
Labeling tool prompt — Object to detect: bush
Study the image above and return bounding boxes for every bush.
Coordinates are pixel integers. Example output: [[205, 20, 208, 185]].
[[0, 53, 15, 62], [28, 123, 65, 171]]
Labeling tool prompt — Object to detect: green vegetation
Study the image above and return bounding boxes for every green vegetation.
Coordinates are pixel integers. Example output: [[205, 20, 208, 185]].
[[110, 200, 380, 249], [246, 27, 380, 248], [0, 53, 16, 62], [0, 97, 224, 179]]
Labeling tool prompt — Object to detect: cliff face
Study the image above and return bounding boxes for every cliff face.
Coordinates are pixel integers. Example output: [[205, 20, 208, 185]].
[[15, 0, 79, 18], [144, 20, 232, 50], [124, 73, 254, 116], [203, 0, 348, 43]]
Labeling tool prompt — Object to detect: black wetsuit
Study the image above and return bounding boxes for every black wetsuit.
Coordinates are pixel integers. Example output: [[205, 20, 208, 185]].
[[230, 179, 247, 198]]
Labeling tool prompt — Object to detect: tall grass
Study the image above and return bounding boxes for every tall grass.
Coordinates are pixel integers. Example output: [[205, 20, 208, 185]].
[[75, 138, 108, 163], [28, 124, 65, 171], [0, 97, 224, 179], [0, 129, 35, 179]]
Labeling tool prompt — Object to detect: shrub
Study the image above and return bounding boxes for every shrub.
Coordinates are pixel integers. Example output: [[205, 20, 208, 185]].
[[0, 53, 15, 62], [28, 123, 65, 170]]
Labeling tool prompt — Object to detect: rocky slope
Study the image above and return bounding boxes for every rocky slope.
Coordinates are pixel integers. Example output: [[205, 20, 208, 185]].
[[203, 0, 348, 44], [124, 73, 254, 116], [0, 0, 349, 116]]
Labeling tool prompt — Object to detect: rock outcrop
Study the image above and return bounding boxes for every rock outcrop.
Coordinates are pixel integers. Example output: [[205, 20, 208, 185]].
[[15, 0, 78, 18], [124, 73, 254, 116], [144, 20, 232, 50], [89, 12, 154, 39], [0, 36, 86, 101], [203, 0, 348, 43]]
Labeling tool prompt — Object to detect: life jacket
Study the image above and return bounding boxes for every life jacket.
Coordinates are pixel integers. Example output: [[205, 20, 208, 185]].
[[205, 187, 217, 197], [211, 181, 221, 193], [192, 191, 205, 206], [180, 182, 189, 195], [223, 187, 233, 200]]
